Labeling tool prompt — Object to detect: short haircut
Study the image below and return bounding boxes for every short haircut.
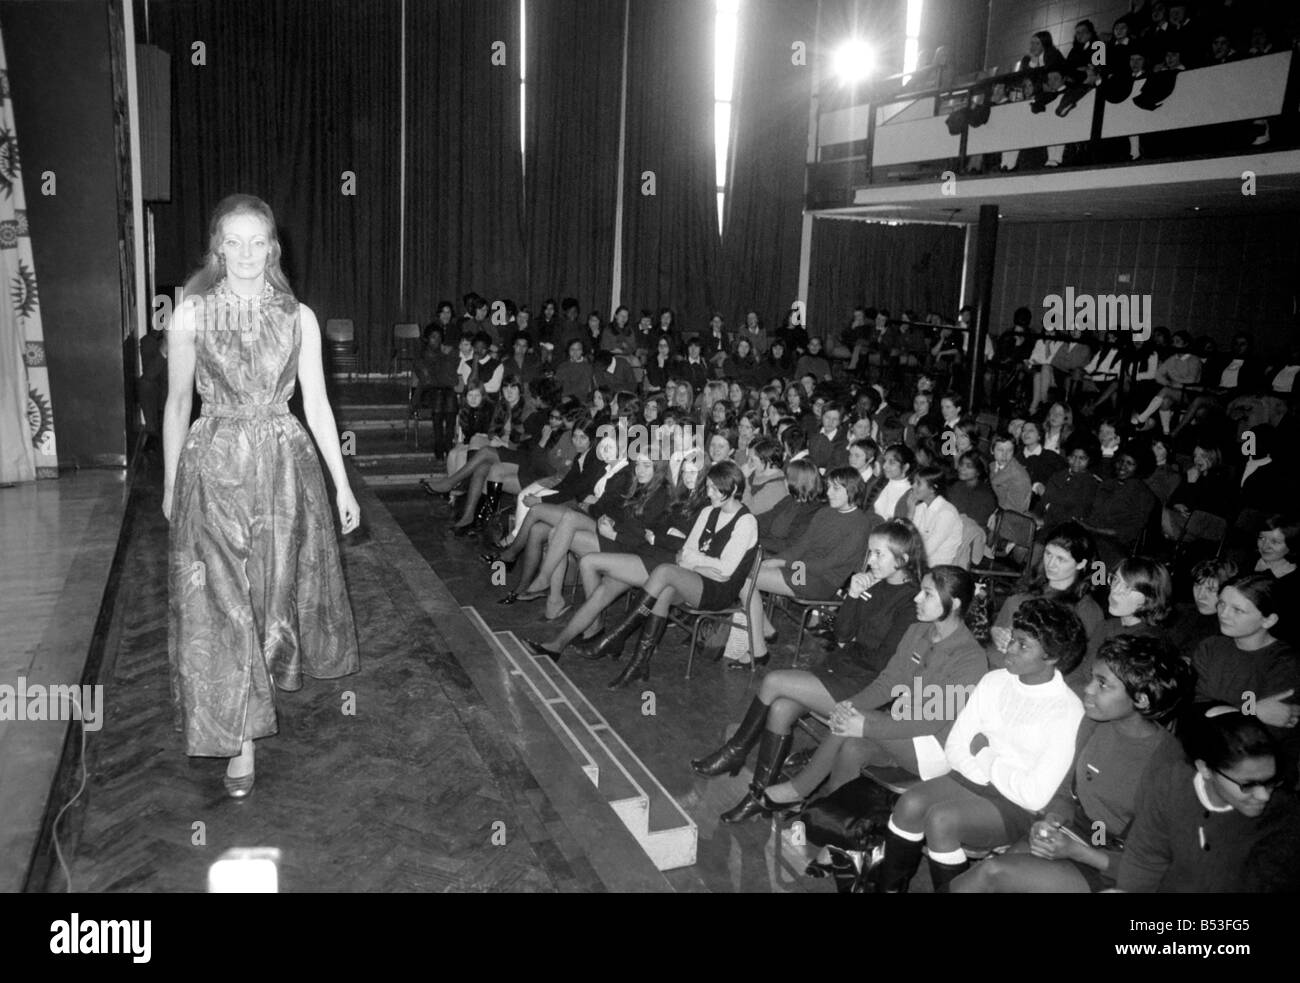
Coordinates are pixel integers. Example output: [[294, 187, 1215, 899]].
[[869, 519, 927, 585], [825, 466, 867, 509], [748, 436, 785, 470], [1191, 557, 1238, 587], [704, 459, 745, 500], [1262, 513, 1300, 555], [1045, 520, 1097, 570], [914, 464, 953, 499], [1096, 634, 1192, 722], [781, 425, 807, 455], [1114, 556, 1173, 625], [1221, 572, 1283, 621], [1180, 706, 1277, 772], [991, 431, 1016, 450], [1012, 597, 1088, 674], [940, 390, 965, 411], [850, 438, 879, 464], [785, 459, 823, 502]]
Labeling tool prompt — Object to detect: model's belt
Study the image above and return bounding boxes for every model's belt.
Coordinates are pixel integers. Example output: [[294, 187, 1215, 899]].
[[200, 402, 290, 419]]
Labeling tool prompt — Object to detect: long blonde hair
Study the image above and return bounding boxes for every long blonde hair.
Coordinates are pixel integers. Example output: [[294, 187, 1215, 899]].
[[182, 193, 295, 298]]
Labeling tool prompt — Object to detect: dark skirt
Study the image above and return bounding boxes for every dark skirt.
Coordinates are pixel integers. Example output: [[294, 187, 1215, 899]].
[[948, 771, 1036, 843], [811, 646, 878, 702], [697, 573, 743, 612]]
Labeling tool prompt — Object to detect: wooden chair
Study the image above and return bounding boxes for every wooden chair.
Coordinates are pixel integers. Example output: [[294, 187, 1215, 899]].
[[670, 548, 765, 680], [324, 318, 358, 380]]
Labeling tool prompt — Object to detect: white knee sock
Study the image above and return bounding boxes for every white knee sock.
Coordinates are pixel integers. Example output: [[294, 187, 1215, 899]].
[[887, 817, 925, 842]]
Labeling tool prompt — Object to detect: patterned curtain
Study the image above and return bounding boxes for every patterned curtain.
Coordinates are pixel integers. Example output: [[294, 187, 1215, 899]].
[[0, 24, 55, 484]]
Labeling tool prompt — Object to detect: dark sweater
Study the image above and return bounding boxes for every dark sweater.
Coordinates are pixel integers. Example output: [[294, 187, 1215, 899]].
[[757, 497, 821, 556], [1191, 635, 1300, 746], [1037, 470, 1102, 532], [778, 506, 876, 598], [807, 427, 849, 472], [834, 578, 920, 676], [1118, 759, 1300, 893], [849, 621, 989, 743], [947, 480, 998, 527], [1044, 719, 1182, 884]]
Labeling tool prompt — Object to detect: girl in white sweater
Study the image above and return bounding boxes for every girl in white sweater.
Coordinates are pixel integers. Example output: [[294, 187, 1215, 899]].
[[873, 598, 1087, 892]]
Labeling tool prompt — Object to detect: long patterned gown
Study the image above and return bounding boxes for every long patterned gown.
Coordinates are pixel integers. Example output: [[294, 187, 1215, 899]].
[[168, 280, 359, 757]]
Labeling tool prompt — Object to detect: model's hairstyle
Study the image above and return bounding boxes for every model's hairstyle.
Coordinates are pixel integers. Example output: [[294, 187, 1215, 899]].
[[957, 450, 988, 482], [1262, 513, 1300, 556], [704, 459, 745, 501], [615, 391, 640, 423], [825, 466, 867, 509], [571, 414, 600, 443], [870, 519, 927, 585], [1012, 597, 1088, 674], [183, 193, 294, 298], [991, 431, 1016, 451], [785, 459, 823, 502], [1096, 634, 1193, 722], [939, 390, 965, 413], [1043, 519, 1097, 571], [883, 443, 917, 478], [914, 464, 952, 499], [1113, 556, 1173, 625], [1180, 706, 1277, 771], [1220, 573, 1283, 621], [748, 436, 785, 471], [929, 565, 975, 621], [1191, 556, 1239, 587]]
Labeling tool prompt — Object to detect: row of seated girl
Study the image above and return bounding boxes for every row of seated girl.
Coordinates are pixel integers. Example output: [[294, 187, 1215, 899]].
[[691, 517, 1300, 892]]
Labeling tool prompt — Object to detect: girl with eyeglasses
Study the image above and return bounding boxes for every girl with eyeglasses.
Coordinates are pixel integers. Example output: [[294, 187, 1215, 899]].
[[1118, 706, 1300, 893]]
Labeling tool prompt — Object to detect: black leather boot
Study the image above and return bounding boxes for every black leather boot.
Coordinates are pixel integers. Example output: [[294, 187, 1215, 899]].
[[607, 613, 667, 689], [927, 856, 970, 893], [473, 481, 503, 527], [871, 828, 924, 893], [691, 697, 769, 777], [581, 591, 653, 662], [719, 730, 793, 824]]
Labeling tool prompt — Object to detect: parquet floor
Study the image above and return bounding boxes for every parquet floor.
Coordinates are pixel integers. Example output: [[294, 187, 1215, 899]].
[[51, 458, 613, 893]]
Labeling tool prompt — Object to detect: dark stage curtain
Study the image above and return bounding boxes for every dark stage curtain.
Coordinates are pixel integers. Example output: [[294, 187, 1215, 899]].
[[718, 0, 817, 329], [807, 218, 965, 338], [621, 0, 719, 334], [407, 0, 526, 322], [523, 0, 625, 316], [149, 0, 402, 372]]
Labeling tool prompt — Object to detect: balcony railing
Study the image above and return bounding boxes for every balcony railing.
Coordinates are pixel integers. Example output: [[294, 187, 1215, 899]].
[[810, 50, 1298, 209]]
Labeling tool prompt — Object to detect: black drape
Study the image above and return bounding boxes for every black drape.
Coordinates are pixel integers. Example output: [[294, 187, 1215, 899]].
[[720, 0, 817, 329], [919, 0, 989, 81], [524, 0, 625, 315], [406, 0, 526, 322], [149, 0, 402, 372], [807, 218, 965, 336], [621, 0, 719, 333]]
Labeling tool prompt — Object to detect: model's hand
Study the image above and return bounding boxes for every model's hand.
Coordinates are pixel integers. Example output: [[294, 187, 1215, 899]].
[[337, 487, 361, 535], [1028, 821, 1074, 861], [597, 516, 616, 538]]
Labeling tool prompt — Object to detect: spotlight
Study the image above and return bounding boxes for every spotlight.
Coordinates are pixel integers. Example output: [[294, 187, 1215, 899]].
[[833, 39, 874, 84]]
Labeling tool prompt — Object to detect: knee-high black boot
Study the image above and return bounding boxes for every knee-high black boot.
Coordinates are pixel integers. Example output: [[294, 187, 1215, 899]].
[[870, 828, 924, 893], [927, 856, 970, 894], [575, 591, 653, 662], [691, 697, 770, 777], [607, 613, 667, 689], [720, 730, 793, 824], [474, 481, 503, 527]]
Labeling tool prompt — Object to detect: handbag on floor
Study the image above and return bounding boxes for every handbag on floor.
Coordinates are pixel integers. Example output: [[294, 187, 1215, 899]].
[[797, 775, 897, 853]]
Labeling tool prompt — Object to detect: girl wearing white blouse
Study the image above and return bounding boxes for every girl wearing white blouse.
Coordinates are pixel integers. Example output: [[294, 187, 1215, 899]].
[[872, 598, 1087, 892], [911, 466, 963, 567], [592, 460, 759, 689]]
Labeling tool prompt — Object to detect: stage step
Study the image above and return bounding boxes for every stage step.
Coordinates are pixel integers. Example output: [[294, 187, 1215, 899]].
[[461, 607, 698, 871]]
